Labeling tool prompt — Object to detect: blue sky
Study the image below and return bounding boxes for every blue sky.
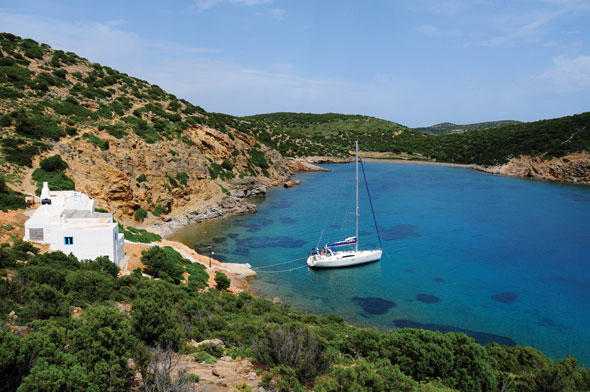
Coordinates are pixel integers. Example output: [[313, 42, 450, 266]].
[[1, 0, 589, 127]]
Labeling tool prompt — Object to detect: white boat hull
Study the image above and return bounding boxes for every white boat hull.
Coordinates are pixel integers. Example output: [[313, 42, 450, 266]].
[[307, 249, 382, 268]]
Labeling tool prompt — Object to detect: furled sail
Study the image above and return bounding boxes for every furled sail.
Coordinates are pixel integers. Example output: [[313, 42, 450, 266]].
[[327, 236, 357, 247]]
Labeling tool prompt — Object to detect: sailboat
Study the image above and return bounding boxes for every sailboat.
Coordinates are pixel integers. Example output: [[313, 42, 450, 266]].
[[307, 141, 383, 268]]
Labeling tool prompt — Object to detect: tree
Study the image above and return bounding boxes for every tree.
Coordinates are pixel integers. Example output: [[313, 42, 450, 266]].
[[134, 207, 147, 221], [39, 155, 68, 172], [70, 306, 136, 391], [140, 246, 186, 284], [131, 299, 182, 350], [214, 271, 230, 291]]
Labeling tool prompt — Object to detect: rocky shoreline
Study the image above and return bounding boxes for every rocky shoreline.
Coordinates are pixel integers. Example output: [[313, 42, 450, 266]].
[[145, 158, 330, 237], [474, 152, 590, 185]]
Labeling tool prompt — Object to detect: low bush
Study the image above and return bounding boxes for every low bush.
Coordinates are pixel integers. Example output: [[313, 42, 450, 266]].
[[39, 155, 67, 172], [82, 132, 109, 150], [0, 176, 28, 211], [118, 225, 161, 243], [140, 246, 187, 284], [151, 205, 165, 217], [32, 157, 75, 196], [0, 138, 48, 167], [214, 271, 231, 290], [134, 207, 147, 221], [249, 148, 269, 169]]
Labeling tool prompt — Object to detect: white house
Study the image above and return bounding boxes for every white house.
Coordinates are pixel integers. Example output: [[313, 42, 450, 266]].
[[23, 182, 125, 265]]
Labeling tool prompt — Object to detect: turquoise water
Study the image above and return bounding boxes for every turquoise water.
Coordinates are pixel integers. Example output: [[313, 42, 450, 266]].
[[172, 162, 590, 364]]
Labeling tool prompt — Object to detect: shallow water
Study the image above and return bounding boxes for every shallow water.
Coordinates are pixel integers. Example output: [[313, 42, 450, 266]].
[[171, 162, 590, 364]]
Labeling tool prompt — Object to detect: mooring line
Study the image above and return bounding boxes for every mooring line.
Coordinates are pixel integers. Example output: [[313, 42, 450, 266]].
[[254, 257, 308, 270], [255, 265, 309, 273]]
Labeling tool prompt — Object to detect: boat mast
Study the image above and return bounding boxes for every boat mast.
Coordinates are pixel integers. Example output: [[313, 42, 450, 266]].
[[355, 140, 359, 252]]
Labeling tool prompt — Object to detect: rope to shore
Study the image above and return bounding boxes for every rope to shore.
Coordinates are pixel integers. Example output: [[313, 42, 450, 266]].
[[255, 265, 309, 273], [253, 257, 307, 270]]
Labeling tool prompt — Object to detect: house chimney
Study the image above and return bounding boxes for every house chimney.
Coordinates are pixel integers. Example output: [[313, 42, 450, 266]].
[[41, 182, 50, 199]]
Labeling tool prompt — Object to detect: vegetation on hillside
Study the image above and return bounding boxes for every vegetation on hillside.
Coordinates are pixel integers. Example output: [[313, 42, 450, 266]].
[[243, 111, 590, 165], [0, 33, 276, 188], [1, 242, 589, 391], [414, 120, 521, 135], [0, 175, 27, 211]]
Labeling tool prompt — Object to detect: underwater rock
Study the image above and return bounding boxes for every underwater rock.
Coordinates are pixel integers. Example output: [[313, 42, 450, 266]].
[[381, 224, 421, 241], [352, 297, 397, 315], [279, 216, 297, 224], [416, 294, 441, 304], [393, 319, 516, 346], [236, 236, 306, 249], [491, 292, 519, 304]]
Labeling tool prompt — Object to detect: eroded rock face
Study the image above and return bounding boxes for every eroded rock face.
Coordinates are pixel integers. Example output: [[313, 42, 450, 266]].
[[478, 152, 590, 184], [50, 125, 292, 233]]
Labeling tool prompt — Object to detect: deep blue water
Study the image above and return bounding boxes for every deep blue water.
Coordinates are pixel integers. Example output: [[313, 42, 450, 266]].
[[172, 162, 590, 364]]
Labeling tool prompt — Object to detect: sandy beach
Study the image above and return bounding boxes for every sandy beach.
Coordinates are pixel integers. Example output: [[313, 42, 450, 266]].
[[362, 157, 476, 168]]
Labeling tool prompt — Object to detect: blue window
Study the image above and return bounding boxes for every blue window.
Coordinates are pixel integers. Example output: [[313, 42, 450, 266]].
[[64, 237, 74, 245]]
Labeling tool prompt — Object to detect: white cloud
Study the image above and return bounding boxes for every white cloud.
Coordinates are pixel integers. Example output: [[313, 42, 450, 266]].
[[193, 0, 271, 11], [537, 55, 590, 91], [193, 0, 224, 11], [269, 8, 286, 20], [231, 0, 272, 5], [415, 24, 462, 37], [482, 9, 566, 47], [416, 24, 440, 36]]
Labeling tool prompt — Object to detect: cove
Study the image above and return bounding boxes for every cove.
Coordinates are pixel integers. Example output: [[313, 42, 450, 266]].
[[171, 162, 590, 365]]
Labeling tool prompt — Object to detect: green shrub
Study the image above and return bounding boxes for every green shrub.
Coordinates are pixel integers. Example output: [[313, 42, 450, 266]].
[[1, 138, 48, 167], [13, 110, 64, 140], [134, 207, 147, 221], [380, 329, 496, 392], [118, 225, 161, 243], [132, 298, 181, 350], [186, 263, 209, 290], [313, 359, 419, 392], [151, 205, 165, 217], [0, 86, 23, 98], [65, 269, 115, 304], [40, 155, 68, 172], [136, 173, 147, 183], [0, 176, 28, 211], [250, 148, 269, 169], [255, 323, 330, 383], [221, 159, 234, 171], [32, 168, 75, 195], [176, 172, 188, 186], [140, 246, 188, 284], [197, 342, 224, 358], [193, 350, 217, 365], [214, 271, 231, 290], [82, 132, 109, 150]]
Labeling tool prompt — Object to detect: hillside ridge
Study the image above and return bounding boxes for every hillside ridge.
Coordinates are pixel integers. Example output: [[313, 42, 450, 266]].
[[0, 33, 298, 234]]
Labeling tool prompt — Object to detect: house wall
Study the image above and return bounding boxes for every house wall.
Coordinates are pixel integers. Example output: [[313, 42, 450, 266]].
[[47, 225, 117, 263]]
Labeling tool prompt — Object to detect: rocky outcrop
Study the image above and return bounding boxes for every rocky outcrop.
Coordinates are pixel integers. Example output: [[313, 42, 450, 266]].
[[304, 156, 354, 164], [476, 152, 590, 184], [284, 179, 302, 188], [44, 124, 292, 235], [286, 158, 331, 172]]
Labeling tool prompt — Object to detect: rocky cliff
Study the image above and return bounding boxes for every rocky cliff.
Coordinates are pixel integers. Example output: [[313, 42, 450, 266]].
[[0, 33, 294, 235], [476, 151, 590, 185]]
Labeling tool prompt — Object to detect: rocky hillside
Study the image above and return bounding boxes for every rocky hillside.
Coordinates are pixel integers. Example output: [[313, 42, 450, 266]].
[[414, 120, 521, 135], [0, 33, 294, 234], [477, 151, 590, 185], [246, 111, 590, 184]]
